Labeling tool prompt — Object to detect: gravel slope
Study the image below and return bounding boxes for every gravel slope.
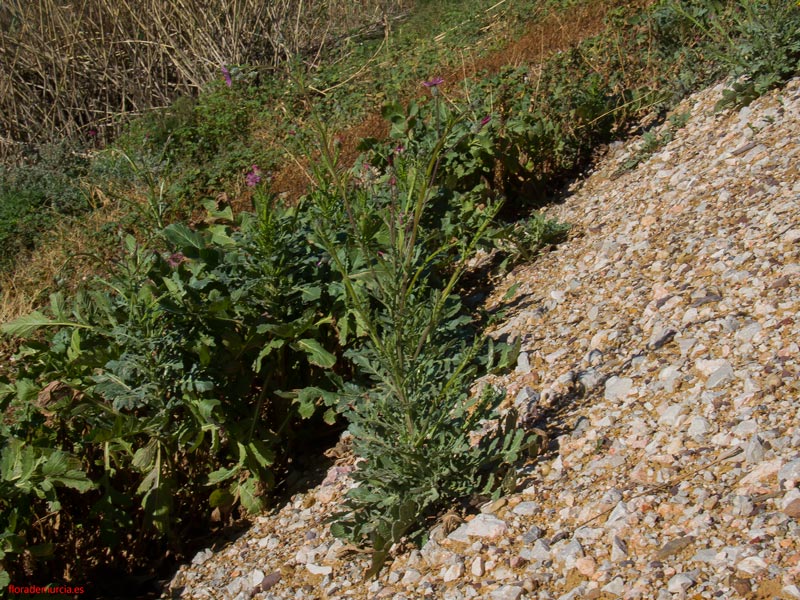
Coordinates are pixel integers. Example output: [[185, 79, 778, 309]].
[[166, 77, 800, 600]]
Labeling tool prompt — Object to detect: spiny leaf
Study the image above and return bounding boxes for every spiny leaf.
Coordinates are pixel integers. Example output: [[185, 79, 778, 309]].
[[237, 477, 264, 514], [15, 379, 38, 404], [323, 407, 337, 425], [202, 198, 234, 222], [52, 470, 94, 493], [1, 311, 90, 337], [132, 441, 158, 471], [245, 440, 275, 470], [293, 338, 336, 368], [206, 465, 241, 486], [41, 451, 71, 477], [162, 223, 205, 250]]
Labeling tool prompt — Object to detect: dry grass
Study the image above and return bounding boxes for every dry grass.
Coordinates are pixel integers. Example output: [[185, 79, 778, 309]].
[[0, 200, 127, 325], [0, 0, 410, 160]]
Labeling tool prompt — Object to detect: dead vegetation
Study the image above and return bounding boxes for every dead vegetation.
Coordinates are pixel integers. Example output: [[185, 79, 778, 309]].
[[0, 0, 411, 160]]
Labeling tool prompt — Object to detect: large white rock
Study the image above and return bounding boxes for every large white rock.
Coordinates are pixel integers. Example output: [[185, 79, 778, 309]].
[[465, 514, 508, 539]]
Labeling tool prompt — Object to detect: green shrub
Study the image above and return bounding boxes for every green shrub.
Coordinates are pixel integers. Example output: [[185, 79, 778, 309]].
[[0, 436, 94, 588], [0, 143, 90, 269], [653, 0, 800, 107], [0, 195, 344, 580]]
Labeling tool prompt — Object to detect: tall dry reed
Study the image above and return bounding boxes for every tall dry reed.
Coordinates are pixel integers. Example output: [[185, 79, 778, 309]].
[[0, 0, 410, 160]]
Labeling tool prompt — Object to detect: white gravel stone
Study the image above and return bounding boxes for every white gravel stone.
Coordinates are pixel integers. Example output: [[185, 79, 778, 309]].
[[191, 548, 213, 566], [306, 563, 332, 576], [744, 435, 765, 464], [553, 540, 584, 570], [602, 577, 626, 596], [490, 586, 524, 600], [687, 416, 713, 440], [695, 358, 729, 377], [732, 494, 755, 516], [420, 540, 455, 567], [611, 536, 628, 561], [447, 524, 471, 543], [604, 376, 633, 401], [781, 488, 800, 518], [401, 569, 421, 585], [512, 501, 540, 516], [706, 362, 735, 388], [737, 458, 783, 493], [667, 573, 695, 593], [442, 561, 464, 582], [470, 556, 485, 577], [531, 539, 552, 562], [691, 549, 717, 563], [516, 351, 532, 374], [779, 459, 800, 488], [465, 514, 508, 539], [606, 501, 629, 528], [658, 402, 686, 427], [783, 585, 800, 599], [735, 322, 762, 342], [736, 556, 768, 575]]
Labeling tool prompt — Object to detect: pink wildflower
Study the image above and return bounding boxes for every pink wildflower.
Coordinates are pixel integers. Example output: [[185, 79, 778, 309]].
[[221, 66, 232, 87], [246, 164, 262, 187], [167, 252, 187, 268]]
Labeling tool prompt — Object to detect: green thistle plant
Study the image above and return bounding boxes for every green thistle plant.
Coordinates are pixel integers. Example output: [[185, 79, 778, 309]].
[[305, 96, 531, 576]]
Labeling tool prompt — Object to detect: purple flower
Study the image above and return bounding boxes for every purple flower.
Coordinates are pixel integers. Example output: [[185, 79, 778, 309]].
[[221, 65, 232, 87], [422, 77, 444, 88], [480, 115, 492, 127], [395, 144, 405, 154], [246, 164, 262, 187], [167, 252, 187, 268]]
